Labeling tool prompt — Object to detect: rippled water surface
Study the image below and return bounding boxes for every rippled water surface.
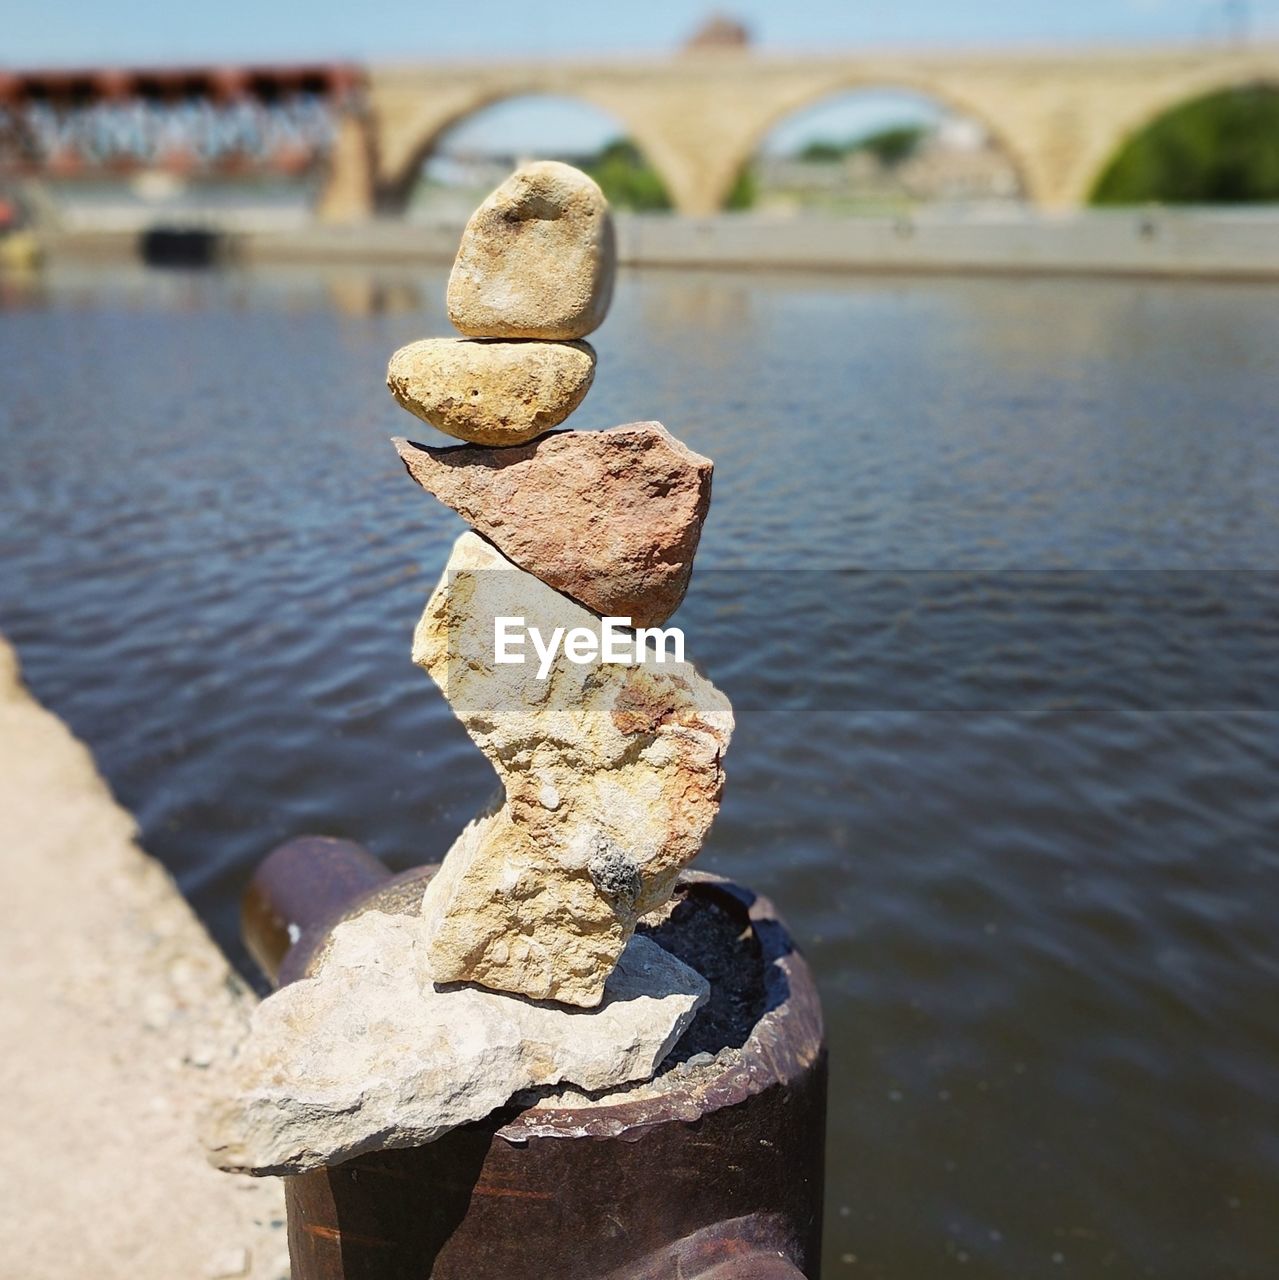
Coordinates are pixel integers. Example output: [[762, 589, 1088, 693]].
[[2, 262, 1277, 1278]]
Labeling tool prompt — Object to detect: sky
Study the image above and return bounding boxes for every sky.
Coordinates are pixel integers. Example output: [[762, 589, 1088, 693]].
[[4, 0, 1276, 67], [6, 1, 1277, 157]]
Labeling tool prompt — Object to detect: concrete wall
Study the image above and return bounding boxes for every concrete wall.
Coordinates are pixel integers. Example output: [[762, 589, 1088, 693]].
[[221, 210, 1279, 281], [0, 637, 287, 1280]]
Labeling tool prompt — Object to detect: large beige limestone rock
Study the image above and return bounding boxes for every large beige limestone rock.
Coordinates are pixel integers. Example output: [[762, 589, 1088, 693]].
[[386, 337, 595, 446], [394, 422, 712, 628], [413, 532, 733, 1008], [447, 161, 616, 340], [203, 911, 706, 1176]]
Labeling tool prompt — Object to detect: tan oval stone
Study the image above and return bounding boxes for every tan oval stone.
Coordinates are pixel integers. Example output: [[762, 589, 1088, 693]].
[[447, 161, 616, 340], [386, 337, 595, 446]]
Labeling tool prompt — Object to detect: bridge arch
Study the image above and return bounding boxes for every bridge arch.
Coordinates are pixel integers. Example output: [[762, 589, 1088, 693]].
[[736, 78, 1033, 212], [363, 51, 1279, 219], [659, 67, 1047, 214], [372, 85, 676, 213], [1061, 57, 1279, 208]]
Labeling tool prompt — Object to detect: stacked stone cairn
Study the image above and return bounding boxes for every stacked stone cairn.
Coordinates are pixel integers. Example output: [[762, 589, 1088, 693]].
[[204, 163, 735, 1177]]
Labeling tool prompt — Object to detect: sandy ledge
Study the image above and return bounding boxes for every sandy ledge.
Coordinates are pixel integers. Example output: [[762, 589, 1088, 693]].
[[0, 636, 287, 1280]]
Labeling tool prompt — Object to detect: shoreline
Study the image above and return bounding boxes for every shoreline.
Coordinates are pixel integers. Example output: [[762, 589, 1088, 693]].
[[34, 208, 1279, 282], [0, 636, 286, 1280]]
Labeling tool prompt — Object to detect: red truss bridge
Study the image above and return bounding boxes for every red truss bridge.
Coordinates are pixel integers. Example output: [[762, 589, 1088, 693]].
[[0, 64, 363, 180]]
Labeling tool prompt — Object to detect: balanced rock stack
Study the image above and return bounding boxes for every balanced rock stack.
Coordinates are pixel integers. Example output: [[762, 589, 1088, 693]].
[[386, 160, 611, 446], [204, 163, 735, 1177]]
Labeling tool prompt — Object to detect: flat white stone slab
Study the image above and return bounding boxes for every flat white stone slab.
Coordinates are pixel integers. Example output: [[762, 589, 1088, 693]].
[[203, 910, 707, 1176]]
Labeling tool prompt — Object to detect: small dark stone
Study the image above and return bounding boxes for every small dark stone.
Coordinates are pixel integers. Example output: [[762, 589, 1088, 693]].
[[588, 840, 643, 912], [641, 888, 766, 1065]]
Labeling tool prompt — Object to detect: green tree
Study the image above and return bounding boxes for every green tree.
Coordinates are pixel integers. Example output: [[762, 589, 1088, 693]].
[[793, 125, 927, 168], [581, 137, 756, 212], [724, 164, 756, 211], [1092, 85, 1279, 205], [797, 139, 846, 163], [581, 139, 672, 211], [856, 125, 927, 167]]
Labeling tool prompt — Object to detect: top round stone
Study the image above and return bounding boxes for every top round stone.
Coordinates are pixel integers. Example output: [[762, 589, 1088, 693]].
[[447, 161, 616, 341]]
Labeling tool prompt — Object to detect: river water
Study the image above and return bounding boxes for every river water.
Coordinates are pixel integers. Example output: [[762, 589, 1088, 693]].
[[1, 262, 1276, 1278]]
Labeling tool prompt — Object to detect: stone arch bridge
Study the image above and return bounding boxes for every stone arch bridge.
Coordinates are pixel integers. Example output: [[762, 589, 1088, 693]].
[[5, 47, 1278, 220], [330, 45, 1279, 220]]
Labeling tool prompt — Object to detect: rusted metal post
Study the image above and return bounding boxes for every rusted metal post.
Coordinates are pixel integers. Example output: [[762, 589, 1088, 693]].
[[243, 838, 827, 1279], [241, 836, 390, 984]]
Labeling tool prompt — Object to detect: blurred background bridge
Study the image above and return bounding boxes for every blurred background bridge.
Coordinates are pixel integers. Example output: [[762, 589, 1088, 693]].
[[0, 63, 363, 226], [5, 20, 1279, 275], [360, 42, 1279, 217], [5, 39, 1279, 219]]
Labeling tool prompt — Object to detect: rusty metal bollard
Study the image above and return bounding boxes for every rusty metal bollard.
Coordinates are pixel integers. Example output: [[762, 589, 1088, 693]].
[[242, 836, 827, 1279]]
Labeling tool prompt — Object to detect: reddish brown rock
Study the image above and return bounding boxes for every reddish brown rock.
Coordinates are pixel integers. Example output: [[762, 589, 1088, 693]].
[[392, 422, 712, 628]]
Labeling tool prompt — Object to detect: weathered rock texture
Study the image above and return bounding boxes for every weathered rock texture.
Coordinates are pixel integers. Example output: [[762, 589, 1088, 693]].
[[387, 337, 595, 446], [413, 532, 733, 1008], [203, 911, 706, 1176], [394, 422, 712, 628], [447, 161, 616, 340]]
